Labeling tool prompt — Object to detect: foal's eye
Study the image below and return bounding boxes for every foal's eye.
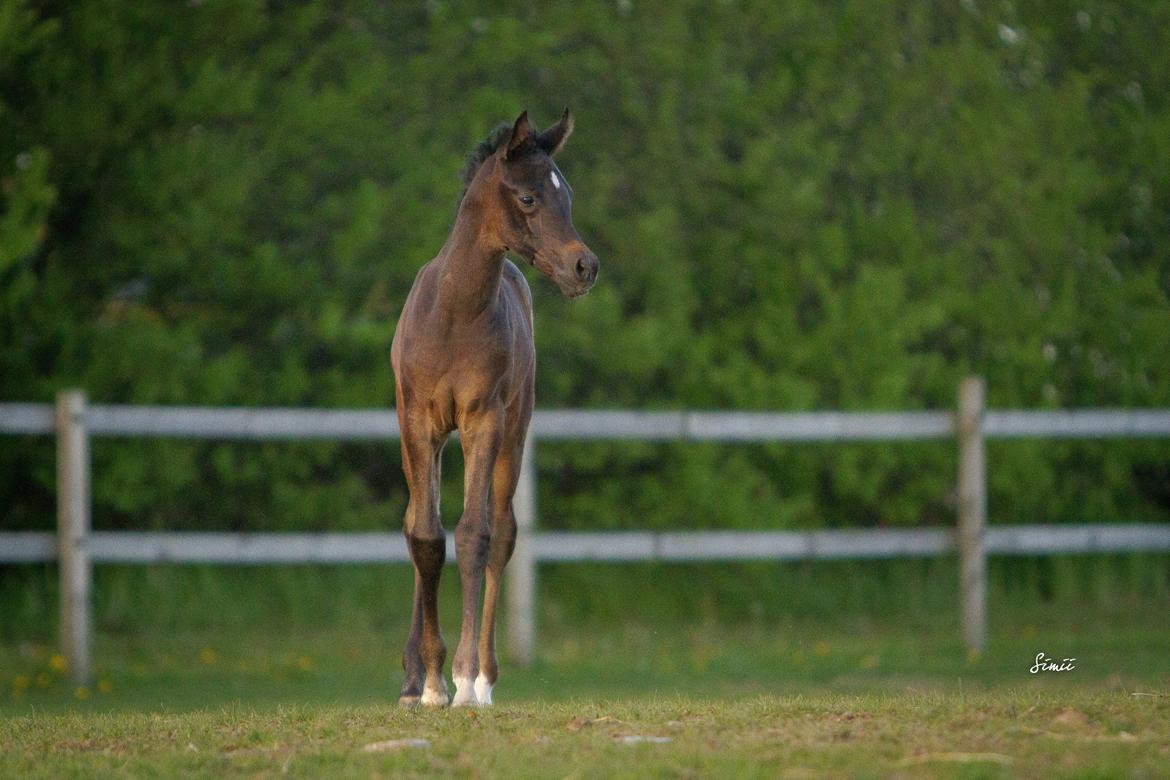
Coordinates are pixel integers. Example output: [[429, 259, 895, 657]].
[[518, 194, 535, 207]]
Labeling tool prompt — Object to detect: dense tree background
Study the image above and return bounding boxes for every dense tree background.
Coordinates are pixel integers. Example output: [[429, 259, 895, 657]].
[[2, 0, 1168, 544]]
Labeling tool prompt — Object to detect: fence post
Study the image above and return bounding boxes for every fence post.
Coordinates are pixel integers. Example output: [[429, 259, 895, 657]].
[[506, 431, 537, 666], [56, 390, 92, 686], [957, 376, 987, 654]]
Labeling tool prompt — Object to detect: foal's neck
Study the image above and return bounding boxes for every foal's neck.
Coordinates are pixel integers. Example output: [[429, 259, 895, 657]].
[[435, 188, 506, 322]]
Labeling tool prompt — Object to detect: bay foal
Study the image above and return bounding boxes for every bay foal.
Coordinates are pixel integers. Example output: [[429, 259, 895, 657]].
[[391, 110, 598, 706]]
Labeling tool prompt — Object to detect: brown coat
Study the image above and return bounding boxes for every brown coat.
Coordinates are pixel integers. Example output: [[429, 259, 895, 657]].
[[390, 110, 598, 707]]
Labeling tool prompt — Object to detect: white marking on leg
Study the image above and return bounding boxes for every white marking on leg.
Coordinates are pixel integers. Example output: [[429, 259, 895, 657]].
[[451, 676, 477, 707], [420, 679, 449, 707], [550, 170, 561, 190], [474, 674, 493, 706]]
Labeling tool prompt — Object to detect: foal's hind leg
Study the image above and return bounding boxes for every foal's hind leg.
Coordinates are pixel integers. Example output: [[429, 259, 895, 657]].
[[399, 568, 426, 705], [398, 418, 448, 707], [474, 430, 525, 705], [450, 409, 503, 706]]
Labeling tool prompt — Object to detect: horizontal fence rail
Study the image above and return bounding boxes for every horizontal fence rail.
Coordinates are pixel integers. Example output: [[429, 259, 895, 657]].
[[2, 387, 1169, 684], [6, 404, 1170, 441], [983, 409, 1170, 438], [4, 525, 1169, 566]]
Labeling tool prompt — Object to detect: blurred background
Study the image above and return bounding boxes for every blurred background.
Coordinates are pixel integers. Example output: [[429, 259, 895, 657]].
[[1, 1, 1168, 706]]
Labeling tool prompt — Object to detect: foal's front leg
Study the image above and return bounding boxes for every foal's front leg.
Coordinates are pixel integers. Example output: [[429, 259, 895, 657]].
[[399, 423, 448, 707], [475, 432, 524, 706], [450, 409, 502, 707]]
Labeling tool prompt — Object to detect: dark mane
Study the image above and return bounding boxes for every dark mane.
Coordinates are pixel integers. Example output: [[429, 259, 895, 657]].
[[458, 122, 513, 204]]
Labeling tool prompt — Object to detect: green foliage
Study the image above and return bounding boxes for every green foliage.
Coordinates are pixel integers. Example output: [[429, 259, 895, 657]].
[[1, 0, 1168, 539]]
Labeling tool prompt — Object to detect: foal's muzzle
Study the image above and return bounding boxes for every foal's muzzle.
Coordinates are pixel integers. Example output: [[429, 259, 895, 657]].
[[575, 253, 599, 286], [563, 250, 599, 298]]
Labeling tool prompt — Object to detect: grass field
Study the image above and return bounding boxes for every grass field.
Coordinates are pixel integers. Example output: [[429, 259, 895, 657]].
[[3, 604, 1169, 778], [3, 690, 1168, 778], [2, 558, 1168, 776]]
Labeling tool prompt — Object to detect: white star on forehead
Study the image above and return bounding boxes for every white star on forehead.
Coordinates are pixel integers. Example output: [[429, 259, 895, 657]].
[[550, 170, 561, 190]]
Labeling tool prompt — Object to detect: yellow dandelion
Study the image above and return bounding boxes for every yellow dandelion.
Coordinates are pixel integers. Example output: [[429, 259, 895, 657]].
[[35, 672, 51, 688], [74, 686, 90, 700], [966, 648, 983, 664], [296, 656, 314, 672], [98, 679, 113, 694], [49, 654, 68, 672], [199, 647, 218, 665], [814, 641, 831, 656], [12, 675, 29, 691]]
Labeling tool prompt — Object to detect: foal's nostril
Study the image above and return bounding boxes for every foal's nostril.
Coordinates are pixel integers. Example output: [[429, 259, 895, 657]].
[[575, 255, 599, 283]]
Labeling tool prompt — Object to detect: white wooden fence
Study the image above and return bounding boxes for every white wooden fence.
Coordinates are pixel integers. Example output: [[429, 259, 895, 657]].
[[2, 378, 1170, 684]]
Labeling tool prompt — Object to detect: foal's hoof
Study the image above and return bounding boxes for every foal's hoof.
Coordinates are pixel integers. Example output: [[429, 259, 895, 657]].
[[474, 674, 494, 706], [420, 681, 450, 707], [398, 679, 423, 708], [451, 677, 478, 707]]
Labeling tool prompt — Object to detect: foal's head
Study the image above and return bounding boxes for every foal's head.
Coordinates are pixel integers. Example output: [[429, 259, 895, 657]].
[[465, 110, 599, 298]]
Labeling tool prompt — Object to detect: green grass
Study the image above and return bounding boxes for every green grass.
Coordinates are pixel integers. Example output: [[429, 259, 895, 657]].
[[4, 554, 1167, 638], [1, 558, 1168, 776], [3, 600, 1168, 711], [2, 610, 1169, 777], [2, 690, 1168, 778]]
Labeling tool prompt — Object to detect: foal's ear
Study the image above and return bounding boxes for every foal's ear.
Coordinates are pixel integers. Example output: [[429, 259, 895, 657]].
[[536, 108, 574, 157], [504, 110, 536, 160]]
